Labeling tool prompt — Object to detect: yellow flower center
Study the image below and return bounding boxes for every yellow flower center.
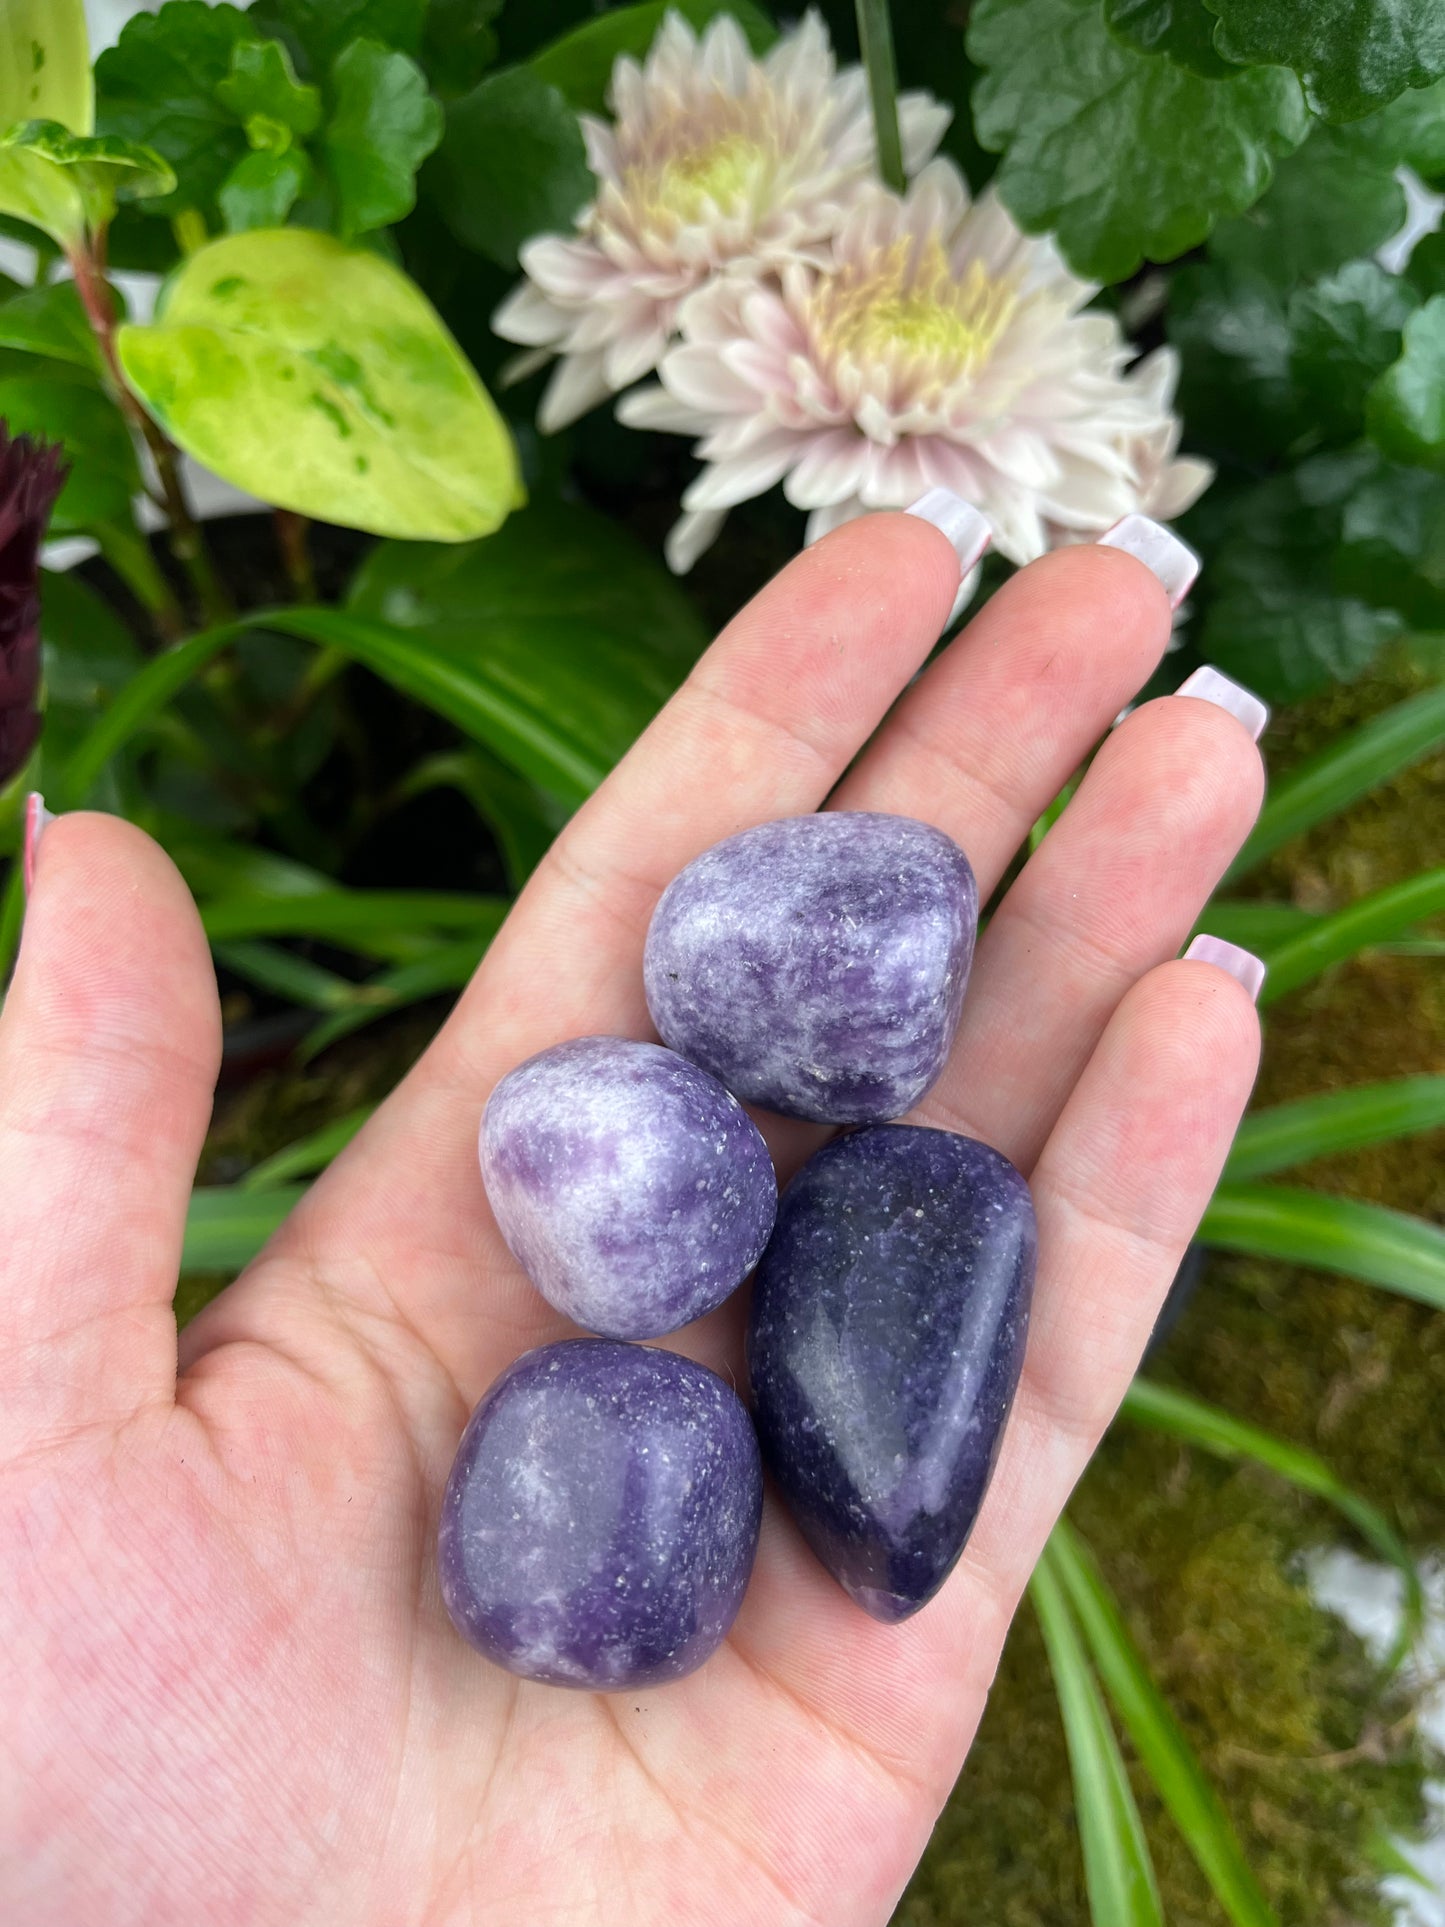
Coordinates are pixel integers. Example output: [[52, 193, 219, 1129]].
[[646, 132, 769, 223], [818, 240, 1018, 383]]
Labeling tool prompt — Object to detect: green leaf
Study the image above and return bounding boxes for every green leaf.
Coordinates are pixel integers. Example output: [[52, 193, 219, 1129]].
[[95, 2, 258, 217], [1104, 0, 1235, 79], [429, 65, 592, 268], [968, 0, 1308, 282], [0, 0, 91, 136], [1192, 900, 1319, 951], [1229, 682, 1445, 877], [1259, 865, 1445, 1000], [212, 937, 358, 1010], [37, 564, 141, 797], [1032, 1549, 1166, 1927], [1333, 459, 1445, 627], [218, 144, 314, 231], [347, 500, 708, 805], [1340, 74, 1445, 175], [300, 924, 499, 1057], [200, 887, 504, 944], [1369, 295, 1445, 470], [394, 747, 565, 887], [241, 1106, 374, 1190], [1407, 228, 1445, 301], [183, 1182, 299, 1273], [1209, 126, 1407, 289], [250, 0, 427, 76], [1166, 260, 1299, 460], [531, 0, 777, 115], [1226, 1077, 1445, 1180], [1202, 1182, 1445, 1308], [321, 39, 441, 237], [0, 364, 140, 532], [1118, 1379, 1424, 1660], [215, 37, 321, 144], [1048, 1520, 1280, 1927], [116, 227, 522, 540], [419, 0, 502, 100], [1204, 0, 1445, 122], [0, 120, 176, 232], [1289, 261, 1419, 439], [0, 278, 105, 371]]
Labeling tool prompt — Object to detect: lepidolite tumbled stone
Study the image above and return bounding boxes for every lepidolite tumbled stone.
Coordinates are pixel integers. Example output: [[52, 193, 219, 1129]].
[[439, 1340, 763, 1689], [643, 812, 977, 1123], [480, 1036, 776, 1338], [747, 1125, 1036, 1622]]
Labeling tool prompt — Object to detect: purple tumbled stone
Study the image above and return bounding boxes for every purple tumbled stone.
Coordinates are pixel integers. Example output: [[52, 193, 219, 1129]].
[[643, 812, 977, 1123], [747, 1125, 1036, 1622], [438, 1339, 763, 1689], [480, 1036, 776, 1339]]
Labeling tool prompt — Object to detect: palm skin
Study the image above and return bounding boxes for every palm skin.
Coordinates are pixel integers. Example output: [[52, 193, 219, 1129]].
[[0, 514, 1265, 1927]]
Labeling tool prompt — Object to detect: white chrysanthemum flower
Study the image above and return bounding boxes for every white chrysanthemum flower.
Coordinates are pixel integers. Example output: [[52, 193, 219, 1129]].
[[492, 8, 949, 432], [620, 160, 1212, 573]]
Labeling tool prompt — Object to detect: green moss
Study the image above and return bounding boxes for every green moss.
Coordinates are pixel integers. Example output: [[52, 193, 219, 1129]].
[[900, 665, 1444, 1924]]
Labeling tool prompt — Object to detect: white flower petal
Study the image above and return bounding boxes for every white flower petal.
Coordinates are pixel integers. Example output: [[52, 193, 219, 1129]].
[[666, 506, 728, 574], [782, 428, 869, 507], [805, 497, 868, 545], [538, 352, 614, 433], [492, 281, 569, 348], [617, 383, 709, 434]]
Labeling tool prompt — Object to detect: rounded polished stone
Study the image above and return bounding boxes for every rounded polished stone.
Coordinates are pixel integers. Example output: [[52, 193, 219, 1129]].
[[480, 1036, 777, 1339], [439, 1339, 764, 1689], [747, 1125, 1036, 1622], [643, 812, 977, 1123]]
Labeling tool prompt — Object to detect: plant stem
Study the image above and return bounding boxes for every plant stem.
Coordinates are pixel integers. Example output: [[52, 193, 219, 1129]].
[[856, 0, 906, 193], [67, 237, 234, 627], [274, 509, 317, 602]]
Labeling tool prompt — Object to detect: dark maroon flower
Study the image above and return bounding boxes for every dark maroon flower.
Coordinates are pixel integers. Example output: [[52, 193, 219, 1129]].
[[0, 428, 68, 790]]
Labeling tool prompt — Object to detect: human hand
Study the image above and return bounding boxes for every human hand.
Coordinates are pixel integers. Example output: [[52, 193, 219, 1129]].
[[0, 505, 1265, 1927]]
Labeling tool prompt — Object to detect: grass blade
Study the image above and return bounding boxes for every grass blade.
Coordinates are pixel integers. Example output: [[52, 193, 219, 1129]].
[[1225, 1076, 1445, 1180], [212, 940, 360, 1012], [299, 925, 501, 1058], [1032, 1546, 1165, 1927], [182, 1183, 302, 1272], [200, 889, 507, 947], [1191, 901, 1317, 951], [1202, 1182, 1445, 1308], [1259, 867, 1445, 1003], [1119, 1379, 1423, 1664], [241, 1107, 375, 1191], [1228, 683, 1445, 880], [1049, 1518, 1280, 1927]]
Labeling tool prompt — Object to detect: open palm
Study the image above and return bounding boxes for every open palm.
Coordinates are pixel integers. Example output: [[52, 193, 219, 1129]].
[[1, 512, 1265, 1927]]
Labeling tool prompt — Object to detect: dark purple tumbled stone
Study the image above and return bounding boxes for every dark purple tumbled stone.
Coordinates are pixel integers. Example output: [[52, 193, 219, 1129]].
[[480, 1036, 776, 1339], [643, 812, 977, 1123], [439, 1339, 763, 1689], [747, 1125, 1035, 1622]]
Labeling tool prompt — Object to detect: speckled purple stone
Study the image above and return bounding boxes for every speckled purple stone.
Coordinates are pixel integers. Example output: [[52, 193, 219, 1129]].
[[438, 1339, 763, 1689], [747, 1125, 1035, 1622], [643, 812, 977, 1123], [480, 1037, 777, 1339]]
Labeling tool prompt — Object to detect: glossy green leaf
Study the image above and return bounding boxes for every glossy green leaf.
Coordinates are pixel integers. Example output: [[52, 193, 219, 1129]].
[[1049, 1519, 1281, 1927], [1204, 0, 1445, 122], [1226, 1077, 1445, 1180], [531, 0, 777, 115], [1032, 1548, 1166, 1927], [212, 938, 358, 1010], [1369, 296, 1445, 471], [1289, 262, 1419, 439], [1229, 683, 1445, 878], [1166, 260, 1299, 460], [117, 227, 522, 540], [250, 0, 427, 75], [1202, 1182, 1445, 1308], [300, 924, 500, 1057], [218, 145, 313, 231], [241, 1107, 374, 1191], [1335, 467, 1445, 632], [321, 39, 441, 237], [183, 1182, 300, 1273], [394, 747, 564, 887], [201, 887, 505, 945], [1209, 127, 1407, 290], [37, 564, 141, 795], [1341, 75, 1445, 176], [1192, 900, 1318, 951], [1104, 0, 1234, 78], [969, 0, 1308, 282], [419, 0, 502, 99], [0, 120, 175, 234], [347, 500, 708, 805], [1260, 866, 1445, 1000], [0, 0, 91, 136], [0, 364, 140, 532], [215, 37, 320, 142], [430, 66, 592, 268], [0, 278, 105, 371], [1119, 1379, 1423, 1662]]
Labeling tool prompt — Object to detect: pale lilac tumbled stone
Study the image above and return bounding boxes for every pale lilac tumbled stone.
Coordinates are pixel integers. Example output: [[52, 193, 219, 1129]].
[[643, 813, 977, 1123], [438, 1339, 763, 1689], [480, 1036, 776, 1339]]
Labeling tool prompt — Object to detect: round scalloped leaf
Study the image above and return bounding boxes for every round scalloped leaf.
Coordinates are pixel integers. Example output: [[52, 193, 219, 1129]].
[[116, 226, 523, 541], [1205, 0, 1445, 122], [1104, 0, 1237, 79]]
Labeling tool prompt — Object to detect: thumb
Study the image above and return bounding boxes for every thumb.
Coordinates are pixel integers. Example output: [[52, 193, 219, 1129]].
[[0, 804, 221, 1453]]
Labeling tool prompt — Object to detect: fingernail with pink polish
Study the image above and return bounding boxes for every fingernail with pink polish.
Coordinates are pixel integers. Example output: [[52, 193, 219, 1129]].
[[906, 488, 993, 578], [1183, 933, 1266, 1004], [1098, 513, 1200, 610], [23, 792, 54, 897], [1175, 665, 1270, 742]]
